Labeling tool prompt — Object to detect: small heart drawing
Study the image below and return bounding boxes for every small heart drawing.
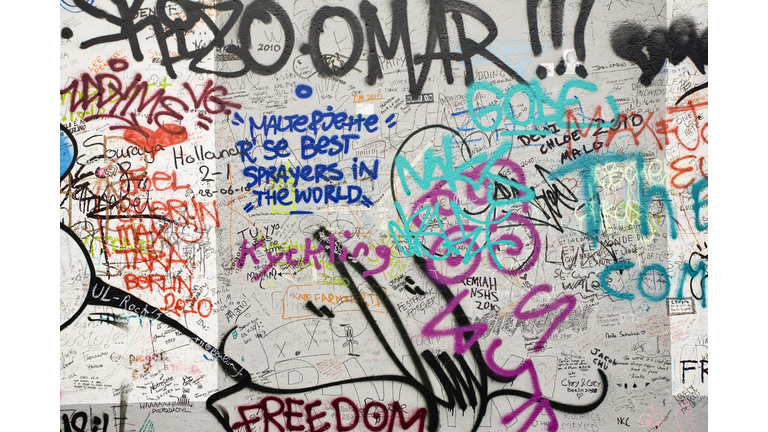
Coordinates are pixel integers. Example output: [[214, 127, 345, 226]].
[[122, 124, 188, 152]]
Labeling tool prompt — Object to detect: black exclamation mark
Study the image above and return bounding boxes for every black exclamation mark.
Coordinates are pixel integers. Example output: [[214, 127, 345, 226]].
[[572, 0, 596, 77], [529, 0, 596, 79]]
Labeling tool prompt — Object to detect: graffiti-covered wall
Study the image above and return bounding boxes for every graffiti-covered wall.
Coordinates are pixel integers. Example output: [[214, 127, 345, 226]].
[[59, 0, 708, 431]]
